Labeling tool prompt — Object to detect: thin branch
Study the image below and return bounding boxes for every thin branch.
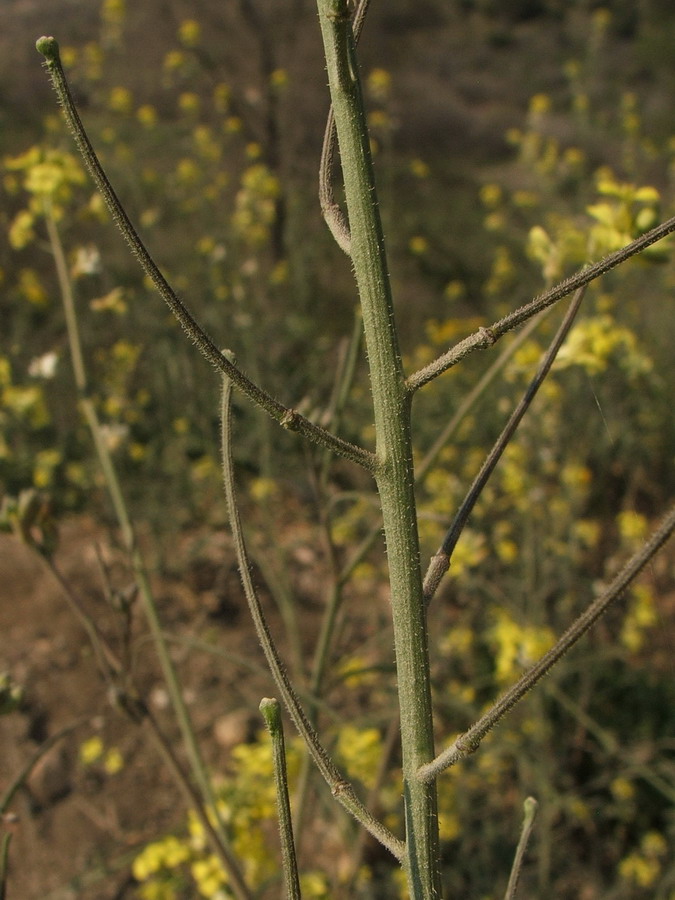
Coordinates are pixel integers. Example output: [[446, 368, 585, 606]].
[[35, 36, 376, 473], [0, 718, 90, 816], [407, 216, 675, 393], [415, 309, 549, 485], [0, 834, 10, 900], [318, 0, 371, 254], [259, 698, 302, 900], [417, 501, 675, 782], [422, 285, 588, 606], [220, 367, 404, 861], [504, 797, 538, 900]]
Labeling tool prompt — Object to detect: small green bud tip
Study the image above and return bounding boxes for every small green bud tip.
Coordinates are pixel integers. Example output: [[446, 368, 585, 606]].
[[36, 36, 59, 62], [523, 796, 538, 819], [259, 697, 281, 730]]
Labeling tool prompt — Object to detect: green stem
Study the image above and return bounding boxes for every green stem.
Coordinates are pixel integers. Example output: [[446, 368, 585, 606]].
[[407, 212, 675, 392], [36, 35, 375, 474], [418, 501, 675, 782], [221, 369, 404, 861], [504, 797, 538, 900], [260, 698, 303, 900], [422, 285, 588, 606], [315, 3, 440, 896]]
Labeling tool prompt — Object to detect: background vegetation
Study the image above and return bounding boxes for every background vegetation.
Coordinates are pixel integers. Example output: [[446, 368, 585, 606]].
[[1, 0, 674, 898]]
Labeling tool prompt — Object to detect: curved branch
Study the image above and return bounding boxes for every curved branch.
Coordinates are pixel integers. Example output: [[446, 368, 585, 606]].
[[407, 216, 675, 393], [221, 370, 404, 861], [36, 36, 376, 473], [318, 0, 371, 253]]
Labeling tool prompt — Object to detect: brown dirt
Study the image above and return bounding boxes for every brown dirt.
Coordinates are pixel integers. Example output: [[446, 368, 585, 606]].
[[0, 515, 279, 900]]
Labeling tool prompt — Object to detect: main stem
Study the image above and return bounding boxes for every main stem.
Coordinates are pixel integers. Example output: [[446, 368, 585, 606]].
[[316, 3, 440, 896]]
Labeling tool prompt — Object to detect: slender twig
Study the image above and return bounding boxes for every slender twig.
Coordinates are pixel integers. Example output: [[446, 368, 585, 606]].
[[44, 203, 240, 869], [0, 833, 10, 900], [422, 286, 588, 606], [0, 718, 90, 816], [318, 0, 371, 254], [407, 216, 675, 393], [260, 698, 302, 900], [504, 797, 538, 900], [221, 368, 404, 861], [35, 35, 376, 474], [415, 310, 549, 485], [418, 501, 675, 782]]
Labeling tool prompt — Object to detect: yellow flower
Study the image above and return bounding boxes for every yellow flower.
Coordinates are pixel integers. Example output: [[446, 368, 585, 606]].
[[617, 510, 647, 542], [178, 92, 201, 115], [79, 735, 104, 765], [191, 855, 227, 897], [137, 104, 158, 127], [335, 726, 383, 790], [619, 853, 660, 888], [178, 19, 201, 47], [108, 86, 133, 114], [224, 116, 243, 134], [410, 158, 430, 178], [610, 777, 635, 801], [367, 67, 391, 102], [529, 93, 551, 115], [163, 50, 186, 72], [175, 158, 200, 184], [479, 183, 503, 209], [270, 68, 288, 89], [103, 747, 124, 774], [18, 269, 48, 305], [33, 449, 62, 488], [409, 235, 428, 255], [249, 477, 278, 501]]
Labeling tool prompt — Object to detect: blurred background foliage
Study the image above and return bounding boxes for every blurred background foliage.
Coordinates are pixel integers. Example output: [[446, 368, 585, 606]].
[[1, 0, 674, 897]]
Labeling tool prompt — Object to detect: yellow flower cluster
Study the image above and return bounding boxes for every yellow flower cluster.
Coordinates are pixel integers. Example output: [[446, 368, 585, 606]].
[[555, 314, 653, 377], [489, 609, 555, 685], [5, 146, 86, 245]]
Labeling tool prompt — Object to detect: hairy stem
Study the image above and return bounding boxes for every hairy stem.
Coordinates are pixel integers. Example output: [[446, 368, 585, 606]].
[[422, 285, 588, 606], [260, 698, 302, 900], [418, 501, 675, 782], [35, 35, 375, 473], [504, 797, 538, 900], [221, 370, 404, 861], [407, 214, 675, 392], [316, 2, 440, 895]]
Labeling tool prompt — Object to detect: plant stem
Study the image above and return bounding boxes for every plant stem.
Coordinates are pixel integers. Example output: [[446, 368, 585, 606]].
[[221, 370, 404, 861], [315, 3, 440, 896], [418, 501, 675, 782], [422, 285, 588, 606], [504, 797, 538, 900], [44, 205, 242, 880], [36, 35, 376, 473], [260, 698, 302, 900], [407, 213, 675, 392]]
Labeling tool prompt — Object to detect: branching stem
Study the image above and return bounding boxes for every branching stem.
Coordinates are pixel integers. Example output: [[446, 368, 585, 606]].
[[221, 371, 404, 861], [422, 285, 588, 606], [407, 216, 675, 392], [418, 501, 675, 782], [35, 35, 375, 473]]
